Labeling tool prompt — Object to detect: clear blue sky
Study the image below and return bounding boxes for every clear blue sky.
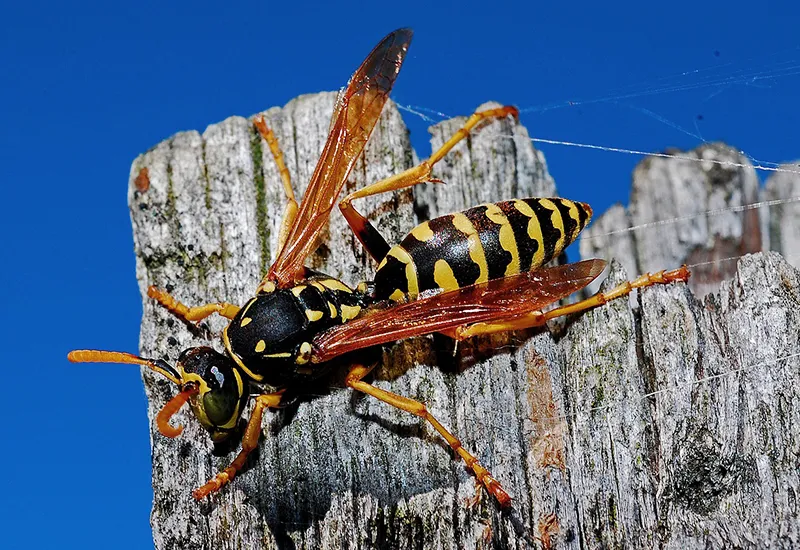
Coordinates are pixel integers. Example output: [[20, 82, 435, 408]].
[[2, 1, 798, 547]]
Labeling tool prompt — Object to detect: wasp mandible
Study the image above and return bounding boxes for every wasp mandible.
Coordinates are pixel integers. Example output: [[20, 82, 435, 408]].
[[69, 28, 689, 507]]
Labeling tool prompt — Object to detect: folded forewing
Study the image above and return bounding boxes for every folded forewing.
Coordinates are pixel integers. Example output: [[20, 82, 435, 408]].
[[312, 259, 606, 363]]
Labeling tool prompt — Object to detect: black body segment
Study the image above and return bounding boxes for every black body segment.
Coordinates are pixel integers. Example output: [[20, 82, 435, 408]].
[[223, 275, 371, 386], [374, 197, 592, 301]]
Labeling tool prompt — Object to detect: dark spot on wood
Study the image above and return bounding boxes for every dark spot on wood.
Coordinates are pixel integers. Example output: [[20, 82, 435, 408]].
[[670, 432, 756, 515]]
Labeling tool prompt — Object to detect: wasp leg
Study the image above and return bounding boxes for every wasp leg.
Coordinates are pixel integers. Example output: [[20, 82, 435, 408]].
[[339, 106, 519, 262], [455, 266, 690, 340], [147, 287, 240, 323], [254, 115, 298, 253], [192, 390, 285, 499], [346, 363, 512, 508]]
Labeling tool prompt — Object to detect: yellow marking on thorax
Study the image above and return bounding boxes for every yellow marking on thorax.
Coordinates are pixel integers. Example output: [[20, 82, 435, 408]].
[[305, 309, 323, 322], [451, 213, 488, 284], [223, 326, 263, 382], [240, 317, 252, 327], [319, 279, 353, 293], [410, 221, 434, 241], [257, 281, 276, 294], [263, 352, 292, 359], [433, 259, 459, 291], [386, 246, 419, 298], [328, 302, 338, 318], [340, 304, 361, 322], [295, 342, 312, 365], [239, 298, 257, 318], [539, 198, 566, 256], [484, 203, 520, 276], [291, 285, 306, 298], [514, 200, 545, 269], [255, 340, 266, 353]]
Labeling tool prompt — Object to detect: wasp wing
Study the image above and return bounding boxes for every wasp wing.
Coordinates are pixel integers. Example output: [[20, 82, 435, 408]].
[[266, 29, 413, 287], [312, 259, 607, 363]]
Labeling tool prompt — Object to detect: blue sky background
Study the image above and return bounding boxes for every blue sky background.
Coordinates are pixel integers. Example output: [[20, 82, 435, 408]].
[[2, 1, 798, 547]]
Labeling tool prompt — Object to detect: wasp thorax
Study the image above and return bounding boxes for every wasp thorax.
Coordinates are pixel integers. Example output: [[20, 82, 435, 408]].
[[176, 347, 248, 442]]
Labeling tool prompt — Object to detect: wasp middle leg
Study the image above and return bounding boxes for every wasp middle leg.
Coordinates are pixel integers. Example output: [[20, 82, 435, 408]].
[[147, 287, 240, 323], [339, 105, 519, 262], [346, 363, 512, 507]]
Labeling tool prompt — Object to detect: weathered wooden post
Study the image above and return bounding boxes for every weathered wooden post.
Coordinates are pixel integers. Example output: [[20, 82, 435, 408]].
[[130, 93, 800, 549]]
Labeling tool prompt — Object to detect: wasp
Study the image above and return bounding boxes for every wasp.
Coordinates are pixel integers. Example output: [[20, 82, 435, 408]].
[[69, 28, 689, 507]]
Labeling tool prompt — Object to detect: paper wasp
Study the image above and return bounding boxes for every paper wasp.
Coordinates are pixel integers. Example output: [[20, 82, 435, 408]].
[[69, 28, 689, 508]]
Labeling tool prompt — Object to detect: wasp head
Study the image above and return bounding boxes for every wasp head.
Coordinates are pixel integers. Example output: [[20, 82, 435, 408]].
[[175, 347, 249, 442]]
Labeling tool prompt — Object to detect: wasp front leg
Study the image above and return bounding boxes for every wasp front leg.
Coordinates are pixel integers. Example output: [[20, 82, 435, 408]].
[[346, 363, 512, 508], [147, 287, 240, 323], [192, 390, 285, 499], [339, 106, 519, 263]]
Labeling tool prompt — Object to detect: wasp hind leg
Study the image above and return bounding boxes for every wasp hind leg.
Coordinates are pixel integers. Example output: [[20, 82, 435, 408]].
[[454, 266, 690, 340], [147, 287, 240, 323], [346, 363, 512, 508], [339, 106, 519, 263], [192, 390, 285, 499]]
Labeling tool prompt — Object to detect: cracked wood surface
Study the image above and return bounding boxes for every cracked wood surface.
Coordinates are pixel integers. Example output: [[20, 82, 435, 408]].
[[129, 92, 800, 549]]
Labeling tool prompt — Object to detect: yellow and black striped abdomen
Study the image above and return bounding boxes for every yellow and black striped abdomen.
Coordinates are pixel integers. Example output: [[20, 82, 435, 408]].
[[373, 197, 592, 301]]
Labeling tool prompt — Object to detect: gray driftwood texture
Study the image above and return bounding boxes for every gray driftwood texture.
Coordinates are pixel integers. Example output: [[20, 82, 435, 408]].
[[129, 92, 800, 549], [761, 161, 800, 268], [579, 143, 763, 298]]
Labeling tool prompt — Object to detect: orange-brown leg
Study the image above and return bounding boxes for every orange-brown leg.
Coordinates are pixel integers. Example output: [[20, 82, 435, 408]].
[[192, 390, 285, 499], [254, 114, 298, 253], [346, 363, 512, 508], [455, 266, 690, 340], [339, 106, 519, 262], [147, 287, 240, 323]]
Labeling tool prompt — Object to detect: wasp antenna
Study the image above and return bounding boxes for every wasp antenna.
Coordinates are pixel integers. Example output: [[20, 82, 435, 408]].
[[156, 386, 198, 438], [67, 349, 182, 386]]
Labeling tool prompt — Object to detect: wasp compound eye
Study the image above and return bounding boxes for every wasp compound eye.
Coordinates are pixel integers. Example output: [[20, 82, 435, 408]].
[[202, 363, 241, 427]]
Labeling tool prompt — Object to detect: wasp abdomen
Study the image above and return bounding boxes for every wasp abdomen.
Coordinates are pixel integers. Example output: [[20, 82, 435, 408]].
[[374, 198, 592, 301]]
